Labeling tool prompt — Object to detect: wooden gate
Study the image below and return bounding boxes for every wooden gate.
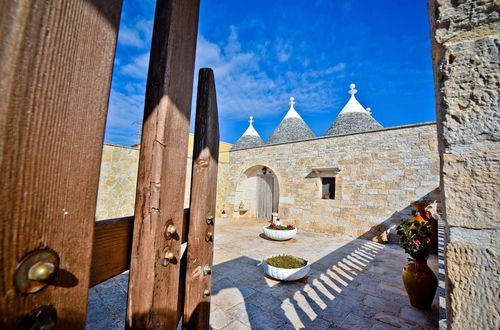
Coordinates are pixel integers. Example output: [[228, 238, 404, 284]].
[[257, 176, 274, 220], [0, 0, 218, 328]]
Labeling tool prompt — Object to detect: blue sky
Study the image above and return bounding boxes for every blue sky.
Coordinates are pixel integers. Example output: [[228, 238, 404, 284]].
[[105, 0, 435, 146]]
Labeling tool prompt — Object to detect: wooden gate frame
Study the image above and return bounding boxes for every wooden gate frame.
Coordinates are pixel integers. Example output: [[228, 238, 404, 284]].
[[0, 0, 218, 328]]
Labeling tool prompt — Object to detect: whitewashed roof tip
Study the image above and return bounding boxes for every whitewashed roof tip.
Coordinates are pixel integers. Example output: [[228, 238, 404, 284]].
[[242, 116, 261, 137], [338, 83, 369, 115], [283, 97, 302, 119]]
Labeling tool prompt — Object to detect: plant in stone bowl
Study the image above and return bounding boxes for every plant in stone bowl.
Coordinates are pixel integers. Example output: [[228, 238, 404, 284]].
[[262, 254, 310, 281], [262, 223, 297, 240]]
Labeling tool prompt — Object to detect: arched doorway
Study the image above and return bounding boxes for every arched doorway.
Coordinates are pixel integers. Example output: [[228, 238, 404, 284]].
[[235, 165, 279, 220]]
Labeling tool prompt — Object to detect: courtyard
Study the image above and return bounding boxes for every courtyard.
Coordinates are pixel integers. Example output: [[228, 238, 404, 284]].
[[87, 217, 439, 329]]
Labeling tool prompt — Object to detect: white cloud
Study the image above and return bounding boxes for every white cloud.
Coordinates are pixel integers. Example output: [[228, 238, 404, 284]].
[[193, 27, 347, 120], [121, 52, 150, 78], [117, 19, 153, 49]]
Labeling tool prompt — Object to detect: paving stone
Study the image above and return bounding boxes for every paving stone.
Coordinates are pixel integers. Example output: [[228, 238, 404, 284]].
[[222, 319, 251, 330], [399, 306, 436, 327], [339, 313, 373, 329], [362, 294, 402, 315], [374, 311, 413, 328], [210, 309, 234, 329]]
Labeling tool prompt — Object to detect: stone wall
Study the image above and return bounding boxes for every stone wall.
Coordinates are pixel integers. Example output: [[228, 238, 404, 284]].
[[429, 1, 499, 328], [96, 144, 140, 220], [217, 122, 440, 239], [96, 141, 231, 220]]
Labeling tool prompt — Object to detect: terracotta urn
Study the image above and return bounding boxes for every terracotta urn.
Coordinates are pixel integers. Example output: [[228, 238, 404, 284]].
[[402, 259, 438, 310]]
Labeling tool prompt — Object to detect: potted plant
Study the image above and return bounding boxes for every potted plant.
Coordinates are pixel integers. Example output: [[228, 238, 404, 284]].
[[262, 254, 310, 281], [397, 217, 437, 310], [262, 223, 297, 240]]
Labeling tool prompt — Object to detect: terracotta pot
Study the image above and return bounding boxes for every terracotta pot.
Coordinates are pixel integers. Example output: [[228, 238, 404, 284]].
[[402, 259, 437, 310]]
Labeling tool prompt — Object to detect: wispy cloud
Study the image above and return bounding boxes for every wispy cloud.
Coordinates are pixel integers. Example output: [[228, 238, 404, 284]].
[[120, 52, 150, 78], [194, 26, 347, 120]]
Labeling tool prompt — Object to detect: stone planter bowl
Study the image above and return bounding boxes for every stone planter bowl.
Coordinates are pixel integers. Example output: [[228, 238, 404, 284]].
[[262, 226, 297, 241], [262, 255, 310, 281]]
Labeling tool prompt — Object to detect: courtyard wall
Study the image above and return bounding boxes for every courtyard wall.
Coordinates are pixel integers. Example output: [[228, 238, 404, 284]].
[[217, 122, 440, 239]]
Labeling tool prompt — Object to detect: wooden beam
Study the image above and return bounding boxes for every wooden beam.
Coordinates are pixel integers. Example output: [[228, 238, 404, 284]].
[[89, 209, 189, 288], [0, 0, 122, 328], [90, 217, 133, 287], [126, 0, 200, 328], [183, 68, 220, 329]]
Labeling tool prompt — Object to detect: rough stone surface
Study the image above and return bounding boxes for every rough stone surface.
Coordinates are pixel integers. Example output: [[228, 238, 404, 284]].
[[432, 0, 500, 44], [446, 242, 500, 329], [218, 123, 440, 239], [232, 134, 265, 150], [87, 217, 439, 329], [267, 117, 315, 144], [95, 144, 139, 220], [430, 0, 500, 328], [324, 112, 383, 136]]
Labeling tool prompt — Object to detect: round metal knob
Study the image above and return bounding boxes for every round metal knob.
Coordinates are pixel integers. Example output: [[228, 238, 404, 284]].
[[203, 264, 212, 275], [165, 251, 175, 260], [167, 225, 177, 235], [28, 261, 56, 281], [205, 232, 213, 242], [206, 213, 214, 224], [161, 249, 175, 267], [15, 248, 59, 294], [203, 289, 210, 297]]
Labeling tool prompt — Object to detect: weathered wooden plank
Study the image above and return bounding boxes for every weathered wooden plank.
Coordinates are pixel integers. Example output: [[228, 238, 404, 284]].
[[0, 0, 122, 328], [90, 209, 189, 288], [183, 68, 220, 329], [126, 0, 200, 328], [90, 217, 134, 287]]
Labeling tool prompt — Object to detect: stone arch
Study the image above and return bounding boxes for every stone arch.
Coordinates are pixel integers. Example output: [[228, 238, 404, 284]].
[[234, 165, 280, 220]]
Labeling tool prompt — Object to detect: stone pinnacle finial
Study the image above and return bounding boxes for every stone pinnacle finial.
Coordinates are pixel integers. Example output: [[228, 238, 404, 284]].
[[348, 83, 357, 95], [289, 96, 295, 107], [249, 116, 254, 124]]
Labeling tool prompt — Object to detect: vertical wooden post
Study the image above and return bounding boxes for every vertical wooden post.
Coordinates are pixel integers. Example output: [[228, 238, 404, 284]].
[[183, 69, 219, 329], [0, 0, 122, 328], [126, 0, 200, 328]]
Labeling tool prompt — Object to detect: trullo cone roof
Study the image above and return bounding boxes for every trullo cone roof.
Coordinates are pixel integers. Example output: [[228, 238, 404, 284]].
[[325, 84, 382, 136], [267, 97, 315, 144], [232, 116, 265, 150]]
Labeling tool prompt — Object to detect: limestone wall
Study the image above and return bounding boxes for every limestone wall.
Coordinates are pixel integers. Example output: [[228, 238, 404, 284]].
[[96, 141, 231, 220], [217, 123, 440, 239], [95, 144, 140, 220], [429, 1, 499, 328]]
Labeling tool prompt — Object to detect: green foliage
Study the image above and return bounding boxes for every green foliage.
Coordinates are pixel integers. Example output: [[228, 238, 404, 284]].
[[265, 255, 307, 269], [396, 219, 432, 260]]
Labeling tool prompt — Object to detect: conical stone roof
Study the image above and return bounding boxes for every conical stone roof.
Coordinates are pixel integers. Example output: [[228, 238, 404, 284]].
[[267, 97, 315, 144], [325, 84, 382, 136], [232, 116, 265, 150]]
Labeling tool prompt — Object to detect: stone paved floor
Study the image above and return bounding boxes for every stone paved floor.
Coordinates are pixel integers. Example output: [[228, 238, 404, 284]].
[[87, 217, 439, 329]]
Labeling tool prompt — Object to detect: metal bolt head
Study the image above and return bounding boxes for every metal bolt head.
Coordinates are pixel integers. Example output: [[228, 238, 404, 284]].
[[206, 213, 214, 224], [203, 264, 212, 275], [205, 232, 213, 242], [28, 261, 56, 281], [15, 249, 59, 294], [203, 289, 210, 297], [167, 225, 177, 234], [165, 251, 175, 260]]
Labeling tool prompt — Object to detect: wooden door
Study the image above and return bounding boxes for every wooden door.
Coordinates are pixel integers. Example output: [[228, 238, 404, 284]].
[[257, 176, 274, 220]]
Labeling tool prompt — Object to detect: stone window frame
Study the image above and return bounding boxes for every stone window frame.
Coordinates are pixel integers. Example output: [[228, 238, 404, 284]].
[[312, 167, 342, 201]]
